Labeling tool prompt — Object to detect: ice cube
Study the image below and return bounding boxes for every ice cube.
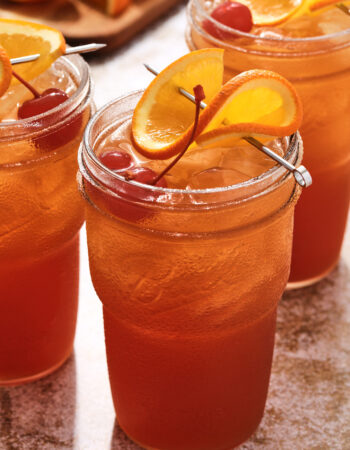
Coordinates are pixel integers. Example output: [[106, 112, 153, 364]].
[[250, 26, 286, 40], [314, 9, 350, 36], [108, 118, 132, 143], [277, 9, 350, 39], [220, 138, 287, 178], [220, 145, 273, 178], [163, 145, 227, 187], [268, 137, 288, 157], [187, 167, 251, 190], [99, 119, 149, 166], [280, 15, 323, 38], [34, 58, 77, 96], [139, 144, 228, 189], [0, 84, 29, 121]]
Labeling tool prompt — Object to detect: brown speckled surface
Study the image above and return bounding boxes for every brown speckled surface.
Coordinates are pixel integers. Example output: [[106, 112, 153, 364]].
[[1, 6, 350, 449]]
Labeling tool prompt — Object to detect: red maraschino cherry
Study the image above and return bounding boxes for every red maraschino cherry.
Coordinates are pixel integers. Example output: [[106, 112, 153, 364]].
[[95, 150, 167, 222], [18, 88, 69, 119], [98, 149, 167, 189], [203, 1, 253, 40], [124, 166, 167, 188], [13, 70, 82, 151], [99, 148, 134, 171]]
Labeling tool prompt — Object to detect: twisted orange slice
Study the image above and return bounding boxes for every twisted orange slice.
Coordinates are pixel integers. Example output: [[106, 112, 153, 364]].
[[0, 46, 12, 97], [196, 69, 302, 148], [0, 18, 66, 83], [131, 49, 224, 160], [131, 51, 302, 159]]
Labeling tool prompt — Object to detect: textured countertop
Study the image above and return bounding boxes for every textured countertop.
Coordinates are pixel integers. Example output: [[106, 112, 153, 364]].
[[1, 6, 350, 449]]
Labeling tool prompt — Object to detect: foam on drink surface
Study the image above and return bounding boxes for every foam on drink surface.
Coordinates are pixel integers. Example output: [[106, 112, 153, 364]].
[[97, 116, 288, 190]]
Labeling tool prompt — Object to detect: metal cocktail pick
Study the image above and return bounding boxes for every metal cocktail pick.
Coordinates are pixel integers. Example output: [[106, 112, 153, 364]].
[[10, 43, 106, 66], [144, 63, 312, 188], [10, 54, 40, 65]]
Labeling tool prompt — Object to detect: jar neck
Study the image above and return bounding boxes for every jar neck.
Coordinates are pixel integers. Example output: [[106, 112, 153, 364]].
[[187, 0, 350, 58], [80, 133, 302, 208], [0, 55, 92, 165], [79, 149, 302, 236]]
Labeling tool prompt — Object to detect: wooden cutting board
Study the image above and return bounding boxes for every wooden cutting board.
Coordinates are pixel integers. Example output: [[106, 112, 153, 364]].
[[0, 0, 185, 51]]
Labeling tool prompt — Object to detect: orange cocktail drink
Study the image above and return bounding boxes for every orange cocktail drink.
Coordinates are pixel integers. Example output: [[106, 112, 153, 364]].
[[78, 64, 304, 449], [0, 53, 92, 385], [187, 2, 350, 287]]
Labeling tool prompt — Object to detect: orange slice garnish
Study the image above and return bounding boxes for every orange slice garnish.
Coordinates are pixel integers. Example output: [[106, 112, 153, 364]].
[[131, 52, 302, 159], [238, 0, 303, 26], [131, 49, 224, 160], [291, 0, 350, 17], [0, 46, 12, 97], [196, 69, 302, 147], [239, 0, 348, 26], [0, 18, 66, 84]]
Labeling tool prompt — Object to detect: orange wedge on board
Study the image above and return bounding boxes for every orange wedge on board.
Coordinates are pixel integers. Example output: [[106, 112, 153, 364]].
[[131, 51, 302, 159], [88, 0, 131, 16], [0, 19, 66, 84], [196, 69, 302, 148], [131, 49, 224, 160], [0, 46, 12, 97]]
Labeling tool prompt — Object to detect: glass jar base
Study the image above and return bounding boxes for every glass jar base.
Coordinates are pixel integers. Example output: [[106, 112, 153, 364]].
[[286, 260, 338, 290], [118, 420, 258, 450], [117, 423, 158, 450], [0, 350, 73, 387]]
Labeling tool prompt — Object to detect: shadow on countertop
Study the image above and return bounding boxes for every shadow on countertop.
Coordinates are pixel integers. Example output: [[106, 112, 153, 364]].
[[251, 260, 350, 449], [110, 419, 140, 450], [279, 260, 350, 352], [0, 354, 76, 450]]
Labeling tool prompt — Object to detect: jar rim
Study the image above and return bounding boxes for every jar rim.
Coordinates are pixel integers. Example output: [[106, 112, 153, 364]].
[[81, 90, 302, 201], [190, 0, 350, 44], [0, 54, 91, 133]]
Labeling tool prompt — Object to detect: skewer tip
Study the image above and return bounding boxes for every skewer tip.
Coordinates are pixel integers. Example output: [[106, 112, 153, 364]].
[[64, 43, 107, 56], [92, 43, 107, 50], [143, 63, 157, 76]]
